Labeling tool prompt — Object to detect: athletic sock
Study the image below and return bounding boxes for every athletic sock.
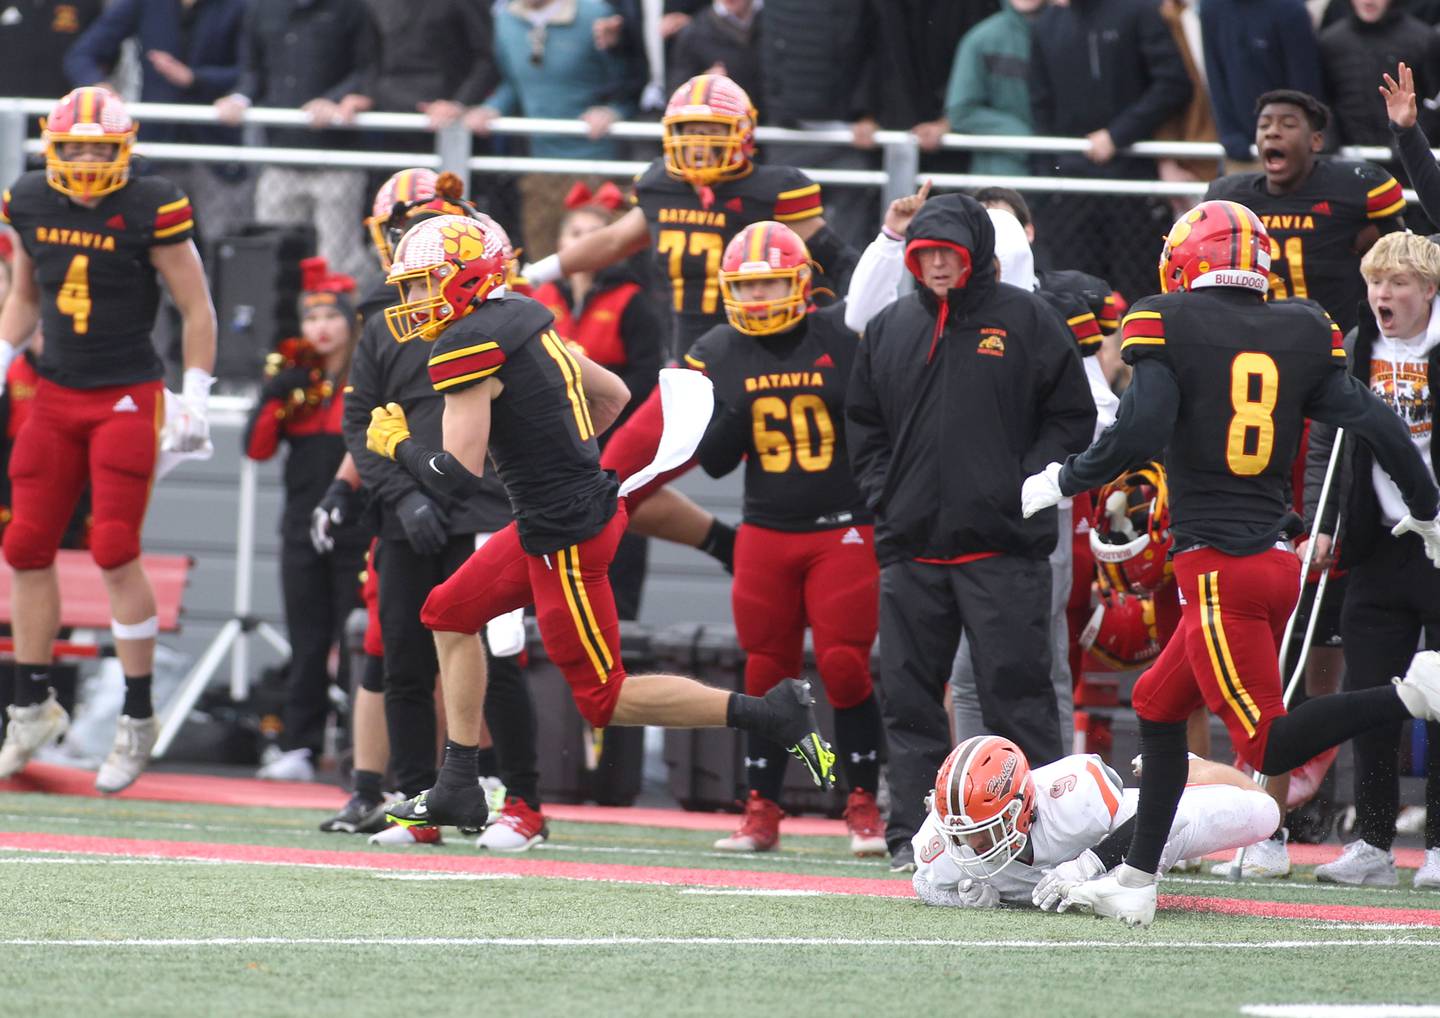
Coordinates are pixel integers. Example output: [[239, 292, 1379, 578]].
[[1124, 718, 1190, 876], [122, 674, 153, 719], [699, 519, 736, 573], [475, 746, 498, 778], [14, 663, 51, 708], [436, 740, 480, 790], [50, 666, 78, 716], [353, 769, 383, 805], [834, 694, 882, 793], [1262, 688, 1411, 774], [745, 733, 788, 802]]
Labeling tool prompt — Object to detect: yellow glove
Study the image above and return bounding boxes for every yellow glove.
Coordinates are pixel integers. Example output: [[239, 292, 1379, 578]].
[[367, 402, 412, 460]]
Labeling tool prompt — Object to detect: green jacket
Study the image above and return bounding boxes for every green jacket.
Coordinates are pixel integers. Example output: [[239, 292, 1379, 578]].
[[944, 0, 1033, 178]]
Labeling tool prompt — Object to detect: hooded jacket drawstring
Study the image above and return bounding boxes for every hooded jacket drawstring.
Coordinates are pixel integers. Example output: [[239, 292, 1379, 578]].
[[926, 299, 949, 364]]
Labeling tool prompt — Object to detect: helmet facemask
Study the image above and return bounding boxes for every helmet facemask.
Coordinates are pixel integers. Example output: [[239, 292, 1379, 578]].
[[662, 115, 752, 186], [44, 130, 133, 201], [934, 792, 1033, 880], [721, 263, 811, 336]]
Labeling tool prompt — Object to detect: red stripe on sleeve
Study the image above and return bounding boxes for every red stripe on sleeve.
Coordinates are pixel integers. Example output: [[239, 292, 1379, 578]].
[[428, 347, 507, 387]]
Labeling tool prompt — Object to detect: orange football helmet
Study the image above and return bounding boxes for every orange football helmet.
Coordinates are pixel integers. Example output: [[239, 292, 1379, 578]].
[[719, 221, 813, 336], [1158, 200, 1271, 295], [1090, 462, 1173, 595], [384, 215, 507, 343], [42, 87, 136, 200], [931, 735, 1037, 879], [662, 74, 757, 187]]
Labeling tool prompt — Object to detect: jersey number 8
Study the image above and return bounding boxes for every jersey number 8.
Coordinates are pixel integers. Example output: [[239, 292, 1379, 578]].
[[752, 394, 834, 473], [1226, 352, 1279, 476]]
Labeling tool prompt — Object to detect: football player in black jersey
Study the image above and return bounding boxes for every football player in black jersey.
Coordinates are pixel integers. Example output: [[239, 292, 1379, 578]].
[[1205, 90, 1406, 334], [364, 214, 837, 832], [1021, 199, 1440, 927], [0, 87, 216, 793], [687, 221, 885, 858]]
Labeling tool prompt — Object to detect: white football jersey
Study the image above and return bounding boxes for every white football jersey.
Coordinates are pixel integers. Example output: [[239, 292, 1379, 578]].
[[913, 753, 1133, 905]]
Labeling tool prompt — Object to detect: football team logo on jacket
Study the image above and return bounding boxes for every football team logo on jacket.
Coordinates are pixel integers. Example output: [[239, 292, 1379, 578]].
[[977, 327, 1007, 358]]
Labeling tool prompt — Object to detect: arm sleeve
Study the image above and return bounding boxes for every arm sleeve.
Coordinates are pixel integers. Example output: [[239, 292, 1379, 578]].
[[341, 337, 423, 508], [1305, 366, 1440, 520], [243, 399, 285, 461], [616, 289, 665, 408], [844, 234, 906, 334], [1024, 312, 1100, 474], [395, 439, 488, 501], [1107, 3, 1193, 148], [844, 330, 891, 512], [1058, 356, 1179, 495], [1391, 121, 1440, 229], [697, 400, 748, 478], [62, 0, 136, 86]]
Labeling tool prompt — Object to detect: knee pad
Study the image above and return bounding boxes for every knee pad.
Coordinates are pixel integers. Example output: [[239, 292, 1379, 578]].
[[3, 521, 60, 571], [89, 520, 141, 571], [816, 644, 874, 709]]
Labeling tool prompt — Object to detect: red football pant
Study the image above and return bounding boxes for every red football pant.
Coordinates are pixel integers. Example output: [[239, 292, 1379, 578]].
[[3, 378, 162, 571], [1131, 546, 1300, 770], [421, 503, 628, 727], [362, 538, 384, 657], [732, 523, 878, 708], [598, 384, 695, 508]]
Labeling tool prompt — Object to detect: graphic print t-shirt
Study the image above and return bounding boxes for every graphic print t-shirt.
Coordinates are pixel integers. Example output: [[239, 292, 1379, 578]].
[[1370, 323, 1440, 525]]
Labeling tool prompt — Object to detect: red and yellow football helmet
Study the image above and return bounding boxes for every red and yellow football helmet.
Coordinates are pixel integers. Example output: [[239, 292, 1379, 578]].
[[1080, 587, 1162, 672], [931, 735, 1037, 879], [384, 214, 507, 343], [1158, 200, 1271, 295], [367, 168, 440, 269], [719, 221, 813, 336], [662, 74, 757, 187], [1090, 461, 1174, 595], [42, 87, 136, 200]]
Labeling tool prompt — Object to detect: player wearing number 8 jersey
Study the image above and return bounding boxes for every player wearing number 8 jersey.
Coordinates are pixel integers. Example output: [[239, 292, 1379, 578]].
[[0, 87, 216, 793], [1021, 199, 1440, 927], [1205, 89, 1405, 334]]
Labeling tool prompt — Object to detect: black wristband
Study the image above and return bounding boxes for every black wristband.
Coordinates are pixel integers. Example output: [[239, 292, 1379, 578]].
[[396, 441, 486, 500]]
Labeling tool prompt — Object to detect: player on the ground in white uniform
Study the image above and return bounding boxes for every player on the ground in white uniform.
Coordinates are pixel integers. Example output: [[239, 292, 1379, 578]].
[[911, 734, 1280, 909]]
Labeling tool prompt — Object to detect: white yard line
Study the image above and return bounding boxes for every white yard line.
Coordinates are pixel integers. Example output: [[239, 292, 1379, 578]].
[[678, 888, 830, 897], [1241, 1007, 1440, 1017], [1, 936, 1435, 949]]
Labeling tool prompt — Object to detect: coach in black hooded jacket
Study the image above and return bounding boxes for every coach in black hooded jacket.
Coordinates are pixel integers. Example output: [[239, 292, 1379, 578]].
[[846, 193, 1095, 866]]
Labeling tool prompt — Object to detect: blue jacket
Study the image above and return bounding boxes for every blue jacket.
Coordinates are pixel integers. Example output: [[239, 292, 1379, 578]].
[[1200, 0, 1324, 160], [64, 0, 246, 144]]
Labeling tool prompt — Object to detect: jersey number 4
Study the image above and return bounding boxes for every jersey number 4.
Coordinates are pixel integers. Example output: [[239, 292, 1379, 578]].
[[1226, 352, 1278, 476], [752, 395, 835, 473], [57, 254, 92, 335]]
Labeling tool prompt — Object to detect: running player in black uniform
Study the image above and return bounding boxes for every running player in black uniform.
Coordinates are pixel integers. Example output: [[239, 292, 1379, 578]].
[[363, 214, 837, 832], [687, 221, 885, 857], [0, 87, 216, 792], [1206, 90, 1405, 334], [1020, 199, 1440, 927]]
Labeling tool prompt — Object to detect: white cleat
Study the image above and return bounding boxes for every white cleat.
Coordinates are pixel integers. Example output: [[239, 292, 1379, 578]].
[[1063, 868, 1158, 929], [255, 748, 316, 782], [1394, 651, 1440, 721], [1209, 832, 1291, 880], [1315, 839, 1398, 886], [1414, 848, 1440, 889], [0, 694, 70, 779], [94, 715, 158, 794], [480, 775, 507, 815]]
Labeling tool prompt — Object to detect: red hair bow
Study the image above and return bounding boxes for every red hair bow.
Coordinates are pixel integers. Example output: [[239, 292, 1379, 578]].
[[564, 180, 625, 211]]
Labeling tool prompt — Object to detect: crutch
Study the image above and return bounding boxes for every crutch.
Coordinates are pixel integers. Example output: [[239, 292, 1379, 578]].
[[1228, 427, 1345, 880]]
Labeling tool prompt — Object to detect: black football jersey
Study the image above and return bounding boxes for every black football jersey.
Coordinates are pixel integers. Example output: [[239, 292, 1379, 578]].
[[1, 170, 194, 389], [632, 158, 823, 352], [1205, 159, 1405, 333], [1037, 268, 1120, 334], [686, 303, 869, 532], [1114, 290, 1348, 553], [426, 293, 618, 555]]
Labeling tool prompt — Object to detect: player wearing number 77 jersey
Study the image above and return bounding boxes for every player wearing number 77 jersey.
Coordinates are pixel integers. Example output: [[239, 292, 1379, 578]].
[[1020, 199, 1440, 927], [0, 87, 216, 794]]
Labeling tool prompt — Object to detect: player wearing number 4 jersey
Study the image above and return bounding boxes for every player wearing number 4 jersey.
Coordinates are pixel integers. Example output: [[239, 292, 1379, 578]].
[[0, 87, 216, 793], [1021, 199, 1440, 927]]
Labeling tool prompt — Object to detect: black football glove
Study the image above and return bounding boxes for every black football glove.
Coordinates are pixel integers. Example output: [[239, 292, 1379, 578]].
[[261, 365, 315, 403], [310, 478, 359, 554], [395, 491, 449, 555]]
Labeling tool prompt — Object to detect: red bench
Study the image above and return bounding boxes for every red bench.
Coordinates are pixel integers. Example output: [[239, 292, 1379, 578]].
[[0, 550, 191, 658]]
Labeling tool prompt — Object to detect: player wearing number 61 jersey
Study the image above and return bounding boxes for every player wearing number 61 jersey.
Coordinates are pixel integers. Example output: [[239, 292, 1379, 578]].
[[1020, 198, 1440, 927]]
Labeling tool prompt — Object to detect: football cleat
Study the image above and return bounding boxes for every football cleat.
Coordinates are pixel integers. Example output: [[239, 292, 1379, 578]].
[[1063, 869, 1158, 929], [764, 679, 836, 789], [1210, 830, 1291, 880], [889, 843, 917, 874], [368, 822, 442, 846], [843, 788, 887, 857], [255, 747, 316, 782], [0, 694, 70, 779], [713, 791, 784, 852], [476, 797, 548, 852], [94, 715, 158, 794], [387, 783, 492, 833], [1414, 848, 1440, 889], [1394, 651, 1440, 721], [320, 794, 391, 834], [1314, 839, 1398, 886]]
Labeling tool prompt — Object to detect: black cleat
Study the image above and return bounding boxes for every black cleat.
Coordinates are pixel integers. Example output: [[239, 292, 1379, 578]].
[[320, 794, 390, 834], [386, 784, 491, 833], [764, 678, 837, 789]]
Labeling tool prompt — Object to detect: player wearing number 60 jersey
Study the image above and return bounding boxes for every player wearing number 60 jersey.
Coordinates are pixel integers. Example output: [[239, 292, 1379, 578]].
[[0, 87, 216, 795], [1020, 198, 1440, 927]]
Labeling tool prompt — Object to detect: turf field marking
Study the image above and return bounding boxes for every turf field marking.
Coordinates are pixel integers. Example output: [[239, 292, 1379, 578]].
[[539, 841, 883, 869], [371, 873, 521, 882], [2, 936, 1436, 950], [678, 888, 829, 897], [1163, 876, 1438, 899], [1241, 1007, 1440, 1017]]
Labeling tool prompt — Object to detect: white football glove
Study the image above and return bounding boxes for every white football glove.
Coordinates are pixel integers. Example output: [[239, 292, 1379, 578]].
[[1020, 462, 1065, 519], [168, 367, 214, 453], [1392, 514, 1440, 567], [519, 253, 562, 287], [1032, 849, 1105, 912], [956, 878, 1001, 909]]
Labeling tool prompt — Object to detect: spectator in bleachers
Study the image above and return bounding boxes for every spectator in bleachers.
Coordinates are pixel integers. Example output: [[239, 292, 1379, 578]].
[[758, 0, 876, 248], [64, 0, 250, 243], [1029, 0, 1192, 300], [355, 0, 498, 132], [1320, 0, 1440, 147], [943, 0, 1046, 179], [465, 0, 636, 259], [1152, 0, 1219, 215], [666, 0, 762, 100], [214, 0, 375, 279], [0, 0, 101, 103], [662, 0, 708, 40], [1200, 0, 1323, 170]]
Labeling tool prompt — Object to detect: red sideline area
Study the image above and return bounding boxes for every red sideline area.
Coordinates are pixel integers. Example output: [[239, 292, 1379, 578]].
[[3, 831, 1439, 928], [0, 763, 1429, 866]]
